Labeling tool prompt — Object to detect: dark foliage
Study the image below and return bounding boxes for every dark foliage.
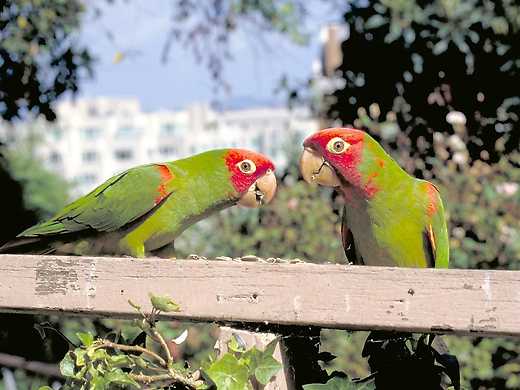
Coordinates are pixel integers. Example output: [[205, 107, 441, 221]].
[[0, 0, 93, 121], [329, 0, 520, 177], [0, 151, 37, 245]]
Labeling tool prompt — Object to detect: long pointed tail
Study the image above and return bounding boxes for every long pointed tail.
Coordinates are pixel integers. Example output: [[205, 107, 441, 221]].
[[0, 237, 56, 255]]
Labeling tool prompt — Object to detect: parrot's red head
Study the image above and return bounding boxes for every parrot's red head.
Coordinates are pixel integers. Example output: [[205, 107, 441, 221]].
[[300, 128, 375, 196], [224, 149, 277, 208]]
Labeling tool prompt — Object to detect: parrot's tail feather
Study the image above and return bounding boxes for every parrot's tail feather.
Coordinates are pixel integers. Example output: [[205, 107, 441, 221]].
[[0, 237, 56, 255]]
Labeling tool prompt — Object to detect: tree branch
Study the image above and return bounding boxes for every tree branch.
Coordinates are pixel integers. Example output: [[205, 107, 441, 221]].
[[0, 352, 62, 378], [97, 340, 167, 367]]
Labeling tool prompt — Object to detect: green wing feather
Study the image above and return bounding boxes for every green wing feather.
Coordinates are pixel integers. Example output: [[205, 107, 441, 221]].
[[19, 163, 174, 237], [341, 206, 362, 265], [426, 183, 449, 269]]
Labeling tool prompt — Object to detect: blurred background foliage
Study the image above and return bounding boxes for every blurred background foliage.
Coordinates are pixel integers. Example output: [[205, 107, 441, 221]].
[[0, 0, 519, 389], [0, 0, 93, 122]]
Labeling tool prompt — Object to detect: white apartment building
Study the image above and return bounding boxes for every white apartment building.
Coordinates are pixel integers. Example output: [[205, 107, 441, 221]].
[[2, 98, 318, 195]]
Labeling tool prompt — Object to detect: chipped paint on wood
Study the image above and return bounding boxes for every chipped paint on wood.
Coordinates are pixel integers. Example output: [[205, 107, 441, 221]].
[[482, 273, 492, 301], [35, 257, 81, 296], [1, 254, 520, 337]]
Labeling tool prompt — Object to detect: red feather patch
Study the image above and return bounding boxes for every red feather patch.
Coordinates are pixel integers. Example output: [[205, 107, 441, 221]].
[[303, 128, 366, 191], [154, 164, 174, 205], [225, 149, 275, 194], [426, 182, 439, 217]]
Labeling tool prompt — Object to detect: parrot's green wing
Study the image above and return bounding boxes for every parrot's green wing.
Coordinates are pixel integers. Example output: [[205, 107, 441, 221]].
[[421, 182, 449, 269], [341, 206, 362, 265], [20, 163, 176, 237]]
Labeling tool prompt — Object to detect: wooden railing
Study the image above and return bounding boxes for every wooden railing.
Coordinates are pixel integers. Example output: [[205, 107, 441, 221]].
[[1, 254, 519, 336], [1, 254, 519, 389]]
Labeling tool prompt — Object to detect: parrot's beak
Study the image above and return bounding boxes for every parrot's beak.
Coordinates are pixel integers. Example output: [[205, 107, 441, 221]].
[[238, 169, 277, 208], [299, 147, 341, 187]]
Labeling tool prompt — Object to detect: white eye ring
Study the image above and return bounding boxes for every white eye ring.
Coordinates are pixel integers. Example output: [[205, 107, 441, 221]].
[[237, 159, 256, 174], [326, 137, 350, 154]]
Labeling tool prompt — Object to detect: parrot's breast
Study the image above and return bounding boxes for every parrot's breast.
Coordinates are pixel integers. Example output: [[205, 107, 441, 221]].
[[343, 183, 430, 268], [344, 191, 395, 266]]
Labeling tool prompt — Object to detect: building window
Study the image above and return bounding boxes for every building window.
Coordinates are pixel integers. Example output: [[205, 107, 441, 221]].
[[82, 151, 98, 163], [77, 174, 97, 185], [160, 123, 177, 136], [116, 126, 140, 138], [159, 146, 176, 156], [49, 152, 61, 164], [87, 106, 99, 117], [114, 149, 133, 160], [50, 128, 62, 141], [81, 127, 101, 140], [206, 121, 218, 131]]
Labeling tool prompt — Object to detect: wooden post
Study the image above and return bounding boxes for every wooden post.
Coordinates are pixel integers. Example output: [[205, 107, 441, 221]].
[[217, 327, 295, 390]]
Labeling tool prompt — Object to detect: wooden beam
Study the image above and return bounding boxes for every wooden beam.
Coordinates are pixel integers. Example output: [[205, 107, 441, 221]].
[[0, 255, 519, 337]]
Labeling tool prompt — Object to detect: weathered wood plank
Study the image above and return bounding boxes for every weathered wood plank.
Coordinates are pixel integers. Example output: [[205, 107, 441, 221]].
[[0, 254, 519, 337]]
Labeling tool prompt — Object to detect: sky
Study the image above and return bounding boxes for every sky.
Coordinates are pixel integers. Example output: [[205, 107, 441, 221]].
[[78, 1, 344, 111]]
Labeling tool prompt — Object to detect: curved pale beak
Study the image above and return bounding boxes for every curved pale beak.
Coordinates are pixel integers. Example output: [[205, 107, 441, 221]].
[[299, 147, 341, 187], [238, 169, 277, 208]]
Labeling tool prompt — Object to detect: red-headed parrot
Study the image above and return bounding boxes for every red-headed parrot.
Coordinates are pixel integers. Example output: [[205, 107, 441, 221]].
[[299, 127, 448, 268], [0, 149, 276, 257], [299, 128, 459, 388]]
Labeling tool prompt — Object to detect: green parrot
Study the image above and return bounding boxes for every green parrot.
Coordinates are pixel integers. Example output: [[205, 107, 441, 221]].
[[299, 128, 459, 388], [0, 149, 276, 258], [299, 127, 448, 268]]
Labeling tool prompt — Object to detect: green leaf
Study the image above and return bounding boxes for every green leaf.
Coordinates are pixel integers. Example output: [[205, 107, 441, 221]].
[[59, 351, 76, 377], [303, 376, 375, 390], [263, 338, 278, 356], [74, 349, 86, 367], [432, 39, 448, 55], [76, 332, 94, 347], [133, 356, 149, 369], [108, 354, 133, 368], [105, 368, 140, 388], [239, 346, 261, 370], [87, 348, 109, 362], [89, 375, 108, 390], [149, 292, 181, 312], [228, 334, 247, 353], [206, 353, 249, 390], [38, 387, 53, 390], [254, 355, 282, 385], [365, 14, 387, 29]]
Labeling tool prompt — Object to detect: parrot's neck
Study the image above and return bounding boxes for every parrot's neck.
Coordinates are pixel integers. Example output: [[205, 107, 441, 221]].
[[345, 144, 411, 201]]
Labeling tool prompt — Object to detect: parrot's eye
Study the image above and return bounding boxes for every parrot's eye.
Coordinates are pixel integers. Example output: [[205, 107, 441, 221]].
[[237, 159, 256, 175], [327, 137, 350, 154]]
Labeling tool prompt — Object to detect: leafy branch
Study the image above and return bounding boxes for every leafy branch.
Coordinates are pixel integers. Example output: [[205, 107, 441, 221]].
[[39, 292, 281, 390]]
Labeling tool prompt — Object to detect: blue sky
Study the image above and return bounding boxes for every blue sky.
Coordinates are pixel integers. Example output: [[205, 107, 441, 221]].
[[78, 1, 343, 111]]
